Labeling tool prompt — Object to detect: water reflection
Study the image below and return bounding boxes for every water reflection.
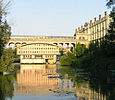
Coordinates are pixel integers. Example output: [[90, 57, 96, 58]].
[[1, 64, 114, 100], [0, 74, 15, 100], [14, 64, 76, 98], [75, 82, 107, 100], [59, 66, 115, 100]]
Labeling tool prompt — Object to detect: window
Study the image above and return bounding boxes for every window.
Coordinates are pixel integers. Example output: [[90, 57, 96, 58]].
[[97, 25, 99, 39], [92, 35, 94, 40], [102, 23, 104, 37], [79, 37, 81, 39], [79, 37, 85, 40], [100, 23, 101, 38], [95, 26, 96, 39]]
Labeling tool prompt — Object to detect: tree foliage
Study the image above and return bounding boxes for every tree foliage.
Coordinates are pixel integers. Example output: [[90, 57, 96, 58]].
[[75, 42, 87, 58], [0, 49, 16, 72], [106, 0, 115, 8], [105, 0, 115, 57], [0, 0, 15, 73], [0, 0, 11, 57], [60, 43, 87, 66], [60, 52, 76, 66], [0, 74, 14, 100]]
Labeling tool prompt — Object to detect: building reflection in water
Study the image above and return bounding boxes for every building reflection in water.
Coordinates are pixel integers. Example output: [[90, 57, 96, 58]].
[[14, 64, 75, 96], [59, 67, 109, 100], [75, 82, 107, 100]]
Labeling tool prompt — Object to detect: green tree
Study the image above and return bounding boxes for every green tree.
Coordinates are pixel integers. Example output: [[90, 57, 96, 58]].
[[75, 42, 87, 58], [0, 0, 13, 73], [60, 52, 76, 66], [0, 0, 11, 57], [59, 48, 64, 56], [105, 0, 115, 57], [0, 49, 16, 72], [106, 0, 115, 8], [0, 74, 14, 100]]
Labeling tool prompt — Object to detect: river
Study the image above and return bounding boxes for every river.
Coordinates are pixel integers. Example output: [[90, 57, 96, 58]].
[[0, 64, 114, 100]]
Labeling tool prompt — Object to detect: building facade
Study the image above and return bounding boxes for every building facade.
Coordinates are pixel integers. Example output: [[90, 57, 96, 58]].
[[75, 11, 111, 46], [17, 43, 60, 64]]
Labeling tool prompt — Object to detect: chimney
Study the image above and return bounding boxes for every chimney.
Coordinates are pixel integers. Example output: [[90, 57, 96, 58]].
[[99, 15, 101, 20], [81, 25, 83, 30], [94, 17, 96, 22], [90, 20, 92, 26], [78, 27, 80, 31], [90, 20, 92, 24], [75, 29, 77, 33], [105, 11, 107, 16]]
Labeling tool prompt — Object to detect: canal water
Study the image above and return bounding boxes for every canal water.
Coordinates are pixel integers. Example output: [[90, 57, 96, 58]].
[[0, 64, 115, 100]]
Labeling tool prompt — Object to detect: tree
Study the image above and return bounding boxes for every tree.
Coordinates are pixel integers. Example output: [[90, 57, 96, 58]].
[[0, 0, 13, 73], [106, 0, 115, 8], [105, 0, 115, 57], [106, 0, 115, 44], [0, 0, 11, 57], [0, 74, 14, 100], [0, 49, 16, 72], [60, 52, 76, 66], [75, 42, 87, 58]]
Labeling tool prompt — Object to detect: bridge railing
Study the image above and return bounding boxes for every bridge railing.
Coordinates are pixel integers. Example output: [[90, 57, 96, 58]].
[[10, 35, 75, 40]]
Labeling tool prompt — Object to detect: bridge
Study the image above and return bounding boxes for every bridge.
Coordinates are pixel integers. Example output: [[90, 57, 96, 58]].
[[8, 35, 77, 64], [8, 35, 76, 48]]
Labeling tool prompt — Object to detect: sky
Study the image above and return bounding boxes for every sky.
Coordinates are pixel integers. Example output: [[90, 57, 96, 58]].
[[7, 0, 111, 36]]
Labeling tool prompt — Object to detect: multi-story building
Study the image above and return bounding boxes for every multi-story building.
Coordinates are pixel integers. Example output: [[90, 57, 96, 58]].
[[75, 11, 111, 46], [17, 43, 60, 64]]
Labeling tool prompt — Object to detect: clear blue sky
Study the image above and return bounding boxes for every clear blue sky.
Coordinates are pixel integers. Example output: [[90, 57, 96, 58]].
[[7, 0, 110, 36]]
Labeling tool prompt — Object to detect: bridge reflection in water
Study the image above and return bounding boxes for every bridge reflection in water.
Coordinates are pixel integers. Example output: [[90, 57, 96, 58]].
[[6, 64, 111, 100], [14, 64, 75, 96]]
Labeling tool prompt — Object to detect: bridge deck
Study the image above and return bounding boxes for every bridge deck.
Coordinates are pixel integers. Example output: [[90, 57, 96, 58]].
[[10, 35, 75, 40]]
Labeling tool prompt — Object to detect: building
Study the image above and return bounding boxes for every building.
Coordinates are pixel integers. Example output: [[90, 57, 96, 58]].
[[75, 11, 111, 46], [17, 43, 60, 64]]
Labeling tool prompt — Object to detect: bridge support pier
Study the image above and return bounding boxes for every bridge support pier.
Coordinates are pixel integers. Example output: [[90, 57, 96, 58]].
[[20, 55, 23, 63], [32, 55, 35, 59]]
